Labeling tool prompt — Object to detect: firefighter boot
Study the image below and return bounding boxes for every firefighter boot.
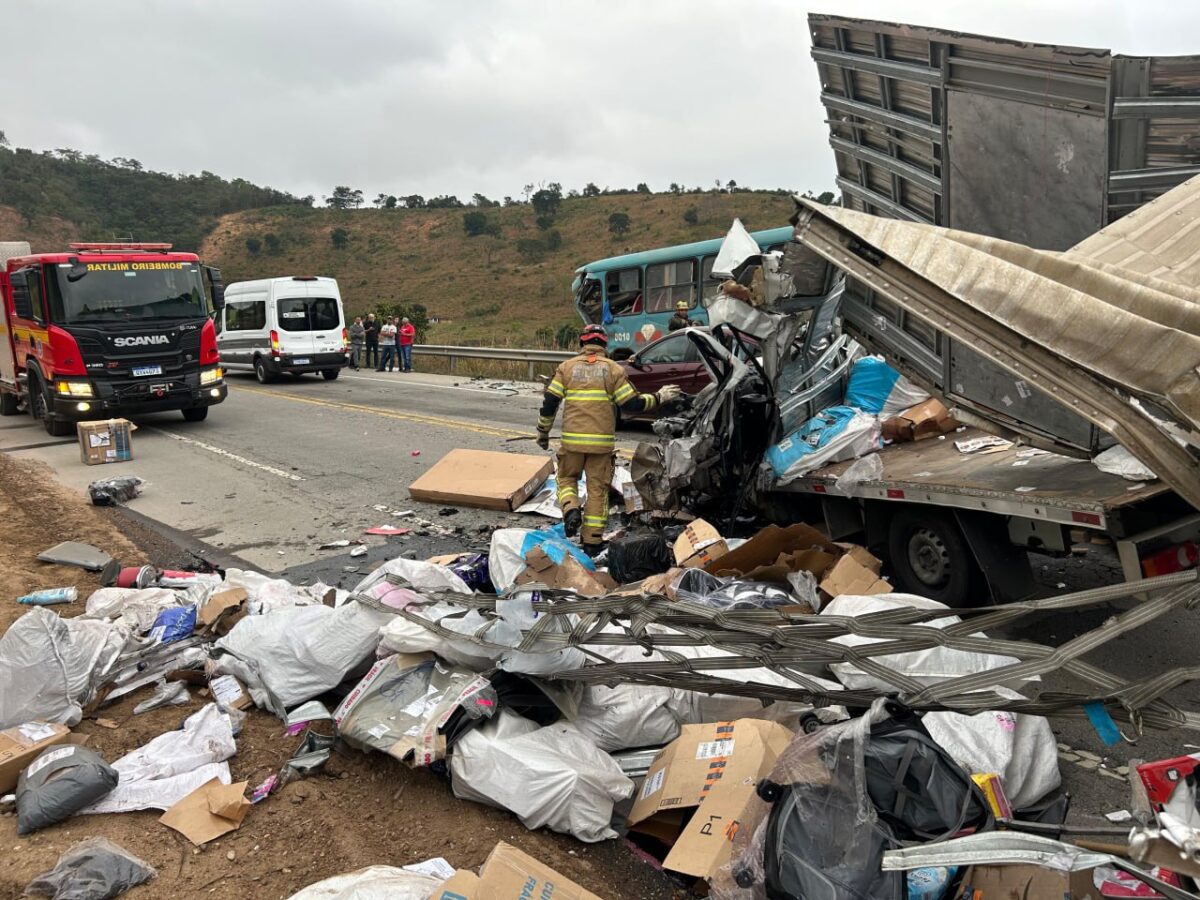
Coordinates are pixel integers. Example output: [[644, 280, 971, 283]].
[[563, 508, 582, 538]]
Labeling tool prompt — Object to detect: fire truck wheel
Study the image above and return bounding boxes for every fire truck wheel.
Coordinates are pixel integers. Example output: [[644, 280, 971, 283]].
[[29, 373, 72, 436], [0, 392, 18, 416], [181, 407, 209, 422]]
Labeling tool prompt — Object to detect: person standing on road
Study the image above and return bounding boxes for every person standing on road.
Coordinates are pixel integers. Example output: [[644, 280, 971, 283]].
[[378, 317, 399, 372], [398, 316, 416, 372], [536, 324, 681, 555], [348, 316, 366, 370], [364, 313, 381, 370], [668, 300, 693, 332]]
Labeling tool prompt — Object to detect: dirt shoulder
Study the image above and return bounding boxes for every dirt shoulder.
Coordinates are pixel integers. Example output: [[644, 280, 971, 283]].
[[0, 454, 676, 900]]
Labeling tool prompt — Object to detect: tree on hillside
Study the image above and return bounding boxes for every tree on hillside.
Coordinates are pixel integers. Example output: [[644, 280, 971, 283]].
[[373, 193, 397, 208], [402, 194, 426, 209], [668, 182, 682, 194], [683, 206, 699, 225], [535, 215, 554, 231], [427, 195, 464, 208], [263, 233, 282, 255], [635, 182, 650, 194], [503, 196, 516, 206], [608, 212, 631, 236], [111, 157, 143, 171], [245, 236, 262, 255], [326, 186, 364, 209], [582, 182, 600, 197], [463, 211, 491, 236], [554, 323, 579, 349], [331, 227, 349, 249], [726, 179, 738, 192], [546, 230, 563, 251], [472, 193, 498, 207], [373, 301, 429, 339], [531, 185, 562, 221], [0, 131, 8, 148]]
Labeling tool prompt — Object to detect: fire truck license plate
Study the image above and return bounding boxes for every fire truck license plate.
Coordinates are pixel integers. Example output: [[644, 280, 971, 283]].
[[132, 365, 162, 377]]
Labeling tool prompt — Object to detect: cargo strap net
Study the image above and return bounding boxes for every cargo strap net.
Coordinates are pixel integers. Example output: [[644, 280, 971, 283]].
[[354, 570, 1200, 734]]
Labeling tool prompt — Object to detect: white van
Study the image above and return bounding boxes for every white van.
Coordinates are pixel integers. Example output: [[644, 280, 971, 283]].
[[217, 276, 349, 382]]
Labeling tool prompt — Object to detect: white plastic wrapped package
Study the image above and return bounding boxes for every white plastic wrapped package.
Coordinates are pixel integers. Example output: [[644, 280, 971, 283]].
[[1093, 444, 1158, 482], [0, 608, 128, 730], [286, 866, 442, 900], [451, 711, 633, 842], [767, 406, 882, 482], [353, 557, 471, 596], [220, 568, 326, 614], [489, 529, 532, 594], [83, 587, 192, 633], [214, 601, 392, 714], [376, 603, 501, 671], [573, 683, 681, 752], [844, 355, 930, 418], [82, 704, 235, 814], [924, 698, 1061, 809], [495, 590, 587, 675], [823, 593, 1026, 692]]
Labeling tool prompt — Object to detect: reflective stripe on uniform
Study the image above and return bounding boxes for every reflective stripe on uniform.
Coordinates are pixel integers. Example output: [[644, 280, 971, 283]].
[[583, 515, 607, 526], [537, 415, 554, 430], [561, 432, 615, 447], [547, 379, 566, 398], [639, 393, 657, 409], [613, 384, 636, 403], [564, 389, 612, 402]]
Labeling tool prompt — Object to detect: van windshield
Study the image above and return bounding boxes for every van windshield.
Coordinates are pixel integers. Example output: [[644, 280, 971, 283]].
[[276, 297, 341, 332]]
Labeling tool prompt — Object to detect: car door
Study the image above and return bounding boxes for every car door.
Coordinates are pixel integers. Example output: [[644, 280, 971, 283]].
[[629, 332, 700, 395]]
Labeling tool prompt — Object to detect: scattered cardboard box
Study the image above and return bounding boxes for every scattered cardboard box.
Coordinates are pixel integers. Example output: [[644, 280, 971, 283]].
[[674, 519, 729, 569], [409, 449, 553, 512], [706, 523, 839, 581], [77, 419, 135, 466], [627, 719, 795, 880], [197, 587, 247, 636], [0, 722, 73, 793], [471, 841, 602, 900], [818, 553, 892, 600], [953, 864, 1095, 898], [208, 674, 252, 711], [882, 398, 958, 443], [622, 481, 646, 513], [513, 546, 616, 597], [434, 870, 481, 900], [159, 777, 250, 845]]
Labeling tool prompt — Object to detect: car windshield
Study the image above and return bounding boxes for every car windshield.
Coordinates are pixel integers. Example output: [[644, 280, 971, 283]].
[[276, 297, 341, 332], [49, 261, 208, 324]]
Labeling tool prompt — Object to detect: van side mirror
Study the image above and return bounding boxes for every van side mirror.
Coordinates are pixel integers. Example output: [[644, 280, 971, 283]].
[[10, 271, 32, 319]]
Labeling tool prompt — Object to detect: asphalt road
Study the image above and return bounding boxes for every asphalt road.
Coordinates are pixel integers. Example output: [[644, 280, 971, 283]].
[[1, 368, 1196, 823]]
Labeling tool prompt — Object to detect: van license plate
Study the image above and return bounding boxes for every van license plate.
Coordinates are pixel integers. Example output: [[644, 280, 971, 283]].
[[293, 357, 310, 365], [132, 365, 162, 377]]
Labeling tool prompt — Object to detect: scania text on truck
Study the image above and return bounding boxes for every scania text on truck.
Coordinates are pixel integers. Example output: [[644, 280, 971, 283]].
[[0, 242, 228, 435]]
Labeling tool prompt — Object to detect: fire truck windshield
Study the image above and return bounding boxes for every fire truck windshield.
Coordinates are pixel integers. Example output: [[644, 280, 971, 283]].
[[47, 261, 209, 324]]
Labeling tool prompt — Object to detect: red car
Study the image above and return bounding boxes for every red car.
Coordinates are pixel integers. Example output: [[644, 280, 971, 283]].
[[618, 328, 756, 422]]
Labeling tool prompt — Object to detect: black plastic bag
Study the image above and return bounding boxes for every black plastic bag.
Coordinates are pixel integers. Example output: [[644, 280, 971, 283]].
[[25, 837, 155, 900], [88, 476, 143, 506], [17, 745, 119, 835], [607, 532, 671, 584]]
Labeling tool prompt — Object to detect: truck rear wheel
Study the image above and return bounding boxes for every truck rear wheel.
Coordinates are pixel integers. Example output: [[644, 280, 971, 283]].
[[887, 507, 978, 606], [321, 369, 339, 381], [0, 391, 18, 416], [181, 407, 209, 422]]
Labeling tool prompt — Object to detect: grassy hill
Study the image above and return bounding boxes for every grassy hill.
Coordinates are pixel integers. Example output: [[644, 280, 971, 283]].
[[201, 191, 798, 346]]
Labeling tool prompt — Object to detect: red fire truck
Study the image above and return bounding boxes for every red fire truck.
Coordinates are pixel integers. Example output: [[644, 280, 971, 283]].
[[0, 241, 228, 435]]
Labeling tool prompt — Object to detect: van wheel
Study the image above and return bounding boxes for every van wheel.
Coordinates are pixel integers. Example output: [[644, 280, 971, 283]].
[[0, 391, 18, 416], [321, 369, 339, 381], [182, 407, 209, 422], [887, 508, 977, 606], [254, 357, 274, 384]]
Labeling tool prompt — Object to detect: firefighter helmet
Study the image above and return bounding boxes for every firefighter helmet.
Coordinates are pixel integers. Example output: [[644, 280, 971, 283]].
[[580, 324, 608, 347]]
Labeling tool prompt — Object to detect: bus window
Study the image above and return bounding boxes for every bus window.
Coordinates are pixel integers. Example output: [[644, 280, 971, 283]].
[[701, 255, 723, 303], [646, 260, 696, 313], [606, 267, 642, 317]]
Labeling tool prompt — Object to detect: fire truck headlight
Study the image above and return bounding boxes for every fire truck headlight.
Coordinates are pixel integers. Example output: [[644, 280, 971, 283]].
[[55, 381, 94, 398], [200, 367, 223, 386], [76, 402, 91, 412]]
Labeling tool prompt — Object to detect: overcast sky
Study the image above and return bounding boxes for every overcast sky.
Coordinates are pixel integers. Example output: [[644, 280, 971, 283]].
[[5, 0, 1199, 203]]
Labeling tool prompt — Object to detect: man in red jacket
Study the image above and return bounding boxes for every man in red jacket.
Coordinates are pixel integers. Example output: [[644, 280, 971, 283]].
[[398, 317, 416, 373]]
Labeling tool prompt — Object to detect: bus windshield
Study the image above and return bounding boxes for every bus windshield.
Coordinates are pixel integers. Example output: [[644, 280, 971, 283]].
[[49, 261, 208, 324]]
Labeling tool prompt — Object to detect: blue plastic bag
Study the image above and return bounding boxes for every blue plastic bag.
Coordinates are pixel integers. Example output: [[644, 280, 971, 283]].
[[767, 405, 865, 478], [844, 356, 901, 414], [147, 605, 197, 644], [519, 524, 597, 572]]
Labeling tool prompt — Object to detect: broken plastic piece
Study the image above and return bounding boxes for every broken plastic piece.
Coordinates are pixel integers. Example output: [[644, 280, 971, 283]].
[[279, 729, 335, 786], [36, 542, 113, 572], [365, 525, 410, 536], [24, 837, 155, 900]]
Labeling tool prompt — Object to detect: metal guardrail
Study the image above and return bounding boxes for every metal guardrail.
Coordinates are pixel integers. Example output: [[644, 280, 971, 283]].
[[413, 344, 572, 379]]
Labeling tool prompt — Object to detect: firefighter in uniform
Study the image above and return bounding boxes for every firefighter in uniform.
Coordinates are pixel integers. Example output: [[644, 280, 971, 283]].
[[668, 299, 693, 332], [537, 325, 680, 552]]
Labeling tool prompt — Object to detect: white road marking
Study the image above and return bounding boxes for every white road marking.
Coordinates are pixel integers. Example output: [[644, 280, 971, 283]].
[[153, 428, 304, 481], [337, 372, 530, 396]]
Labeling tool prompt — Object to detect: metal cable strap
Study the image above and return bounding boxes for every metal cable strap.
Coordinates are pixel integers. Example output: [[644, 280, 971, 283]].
[[353, 570, 1200, 732]]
